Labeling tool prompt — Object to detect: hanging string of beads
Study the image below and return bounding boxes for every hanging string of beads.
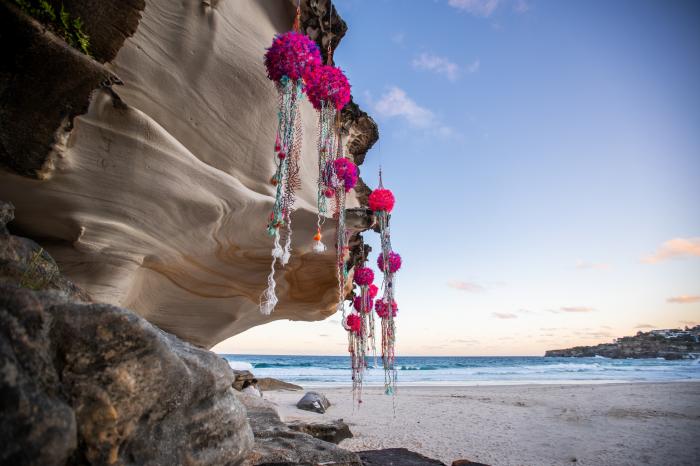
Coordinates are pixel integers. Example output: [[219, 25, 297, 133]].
[[369, 169, 401, 395], [305, 63, 351, 252], [260, 7, 322, 315], [345, 264, 376, 404]]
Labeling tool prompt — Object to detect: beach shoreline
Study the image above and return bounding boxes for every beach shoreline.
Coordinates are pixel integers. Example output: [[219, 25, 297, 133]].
[[265, 381, 700, 465]]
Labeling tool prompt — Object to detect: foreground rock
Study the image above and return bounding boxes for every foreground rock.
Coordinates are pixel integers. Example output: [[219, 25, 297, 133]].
[[297, 391, 332, 413], [287, 419, 353, 444], [0, 202, 253, 465], [358, 448, 447, 466], [239, 393, 360, 465]]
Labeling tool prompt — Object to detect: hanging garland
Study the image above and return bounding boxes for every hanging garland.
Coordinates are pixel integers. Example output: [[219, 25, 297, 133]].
[[305, 64, 351, 253], [343, 264, 375, 403], [369, 172, 401, 395], [260, 23, 322, 315]]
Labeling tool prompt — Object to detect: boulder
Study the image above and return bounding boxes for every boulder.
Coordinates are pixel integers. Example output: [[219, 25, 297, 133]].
[[257, 377, 303, 392], [287, 419, 353, 444], [239, 393, 361, 465], [358, 448, 447, 466], [297, 391, 332, 413], [0, 217, 254, 465]]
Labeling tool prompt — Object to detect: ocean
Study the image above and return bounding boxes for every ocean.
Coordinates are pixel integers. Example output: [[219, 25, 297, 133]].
[[221, 354, 700, 386]]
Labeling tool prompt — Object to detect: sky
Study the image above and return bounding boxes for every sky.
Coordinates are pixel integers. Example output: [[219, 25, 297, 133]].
[[213, 0, 700, 356]]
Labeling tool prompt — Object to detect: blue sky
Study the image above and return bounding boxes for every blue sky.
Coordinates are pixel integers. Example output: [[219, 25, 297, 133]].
[[214, 0, 700, 355]]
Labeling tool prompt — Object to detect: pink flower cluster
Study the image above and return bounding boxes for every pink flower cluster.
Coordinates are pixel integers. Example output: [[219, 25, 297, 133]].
[[353, 295, 374, 313], [305, 64, 352, 111], [375, 299, 398, 319], [368, 188, 395, 212], [333, 157, 358, 192], [369, 283, 379, 298], [345, 313, 362, 334], [353, 266, 374, 286], [377, 251, 402, 273], [265, 32, 321, 82]]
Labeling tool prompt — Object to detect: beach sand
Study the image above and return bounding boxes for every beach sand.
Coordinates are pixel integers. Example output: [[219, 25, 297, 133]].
[[264, 382, 700, 465]]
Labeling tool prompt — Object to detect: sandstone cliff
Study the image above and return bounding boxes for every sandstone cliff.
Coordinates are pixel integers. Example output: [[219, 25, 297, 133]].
[[0, 0, 377, 348]]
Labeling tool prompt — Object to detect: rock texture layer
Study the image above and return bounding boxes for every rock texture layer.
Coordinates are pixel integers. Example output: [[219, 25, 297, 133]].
[[0, 201, 254, 466], [0, 0, 378, 348]]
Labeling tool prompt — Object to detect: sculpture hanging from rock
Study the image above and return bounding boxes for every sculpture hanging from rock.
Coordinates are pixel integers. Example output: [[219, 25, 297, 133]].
[[369, 170, 401, 396], [260, 17, 321, 315]]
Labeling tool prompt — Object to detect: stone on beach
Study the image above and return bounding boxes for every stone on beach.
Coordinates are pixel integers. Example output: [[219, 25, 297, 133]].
[[358, 448, 448, 466], [297, 391, 332, 413], [287, 419, 353, 444]]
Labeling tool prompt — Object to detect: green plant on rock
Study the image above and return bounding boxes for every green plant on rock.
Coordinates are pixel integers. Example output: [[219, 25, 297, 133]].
[[13, 0, 91, 56]]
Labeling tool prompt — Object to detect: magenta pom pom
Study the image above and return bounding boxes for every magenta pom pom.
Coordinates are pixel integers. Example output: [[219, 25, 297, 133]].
[[333, 157, 358, 192], [353, 266, 374, 286], [377, 251, 402, 273], [305, 64, 352, 111], [369, 284, 379, 298], [368, 188, 395, 212], [353, 295, 374, 313], [345, 313, 362, 334], [265, 32, 322, 82], [375, 299, 398, 319]]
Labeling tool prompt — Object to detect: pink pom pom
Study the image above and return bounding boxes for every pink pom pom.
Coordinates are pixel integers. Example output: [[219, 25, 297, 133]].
[[377, 251, 402, 273], [305, 65, 352, 111], [368, 284, 378, 298], [353, 295, 374, 313], [345, 313, 362, 334], [324, 188, 335, 198], [353, 266, 374, 286], [375, 299, 398, 319], [265, 32, 322, 83], [368, 188, 395, 212], [333, 157, 358, 192]]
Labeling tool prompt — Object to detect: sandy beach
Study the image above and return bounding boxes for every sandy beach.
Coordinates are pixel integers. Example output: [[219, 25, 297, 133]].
[[265, 382, 700, 466]]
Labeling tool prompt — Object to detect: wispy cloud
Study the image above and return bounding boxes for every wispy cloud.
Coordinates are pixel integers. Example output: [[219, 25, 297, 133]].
[[679, 320, 698, 326], [447, 280, 485, 292], [667, 295, 700, 304], [635, 324, 656, 329], [412, 53, 473, 81], [492, 312, 518, 319], [547, 306, 595, 314], [371, 86, 455, 136], [643, 237, 700, 264], [513, 0, 530, 13], [372, 86, 435, 128], [448, 0, 500, 17], [466, 59, 480, 74], [391, 32, 405, 45], [575, 260, 610, 270], [560, 306, 595, 313], [451, 338, 480, 344]]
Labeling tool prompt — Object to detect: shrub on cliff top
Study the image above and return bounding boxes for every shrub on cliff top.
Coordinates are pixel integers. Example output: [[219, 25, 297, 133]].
[[13, 0, 91, 56]]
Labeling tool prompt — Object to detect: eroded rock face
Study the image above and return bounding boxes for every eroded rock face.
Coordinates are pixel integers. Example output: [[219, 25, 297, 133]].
[[0, 204, 254, 465], [0, 0, 378, 349]]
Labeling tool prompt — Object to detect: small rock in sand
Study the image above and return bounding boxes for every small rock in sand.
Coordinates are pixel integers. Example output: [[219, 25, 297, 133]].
[[296, 391, 331, 413], [287, 419, 352, 444]]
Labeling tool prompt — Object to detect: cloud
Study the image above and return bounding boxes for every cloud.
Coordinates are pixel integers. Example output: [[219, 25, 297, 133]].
[[391, 32, 405, 45], [447, 280, 485, 292], [448, 0, 500, 17], [466, 59, 480, 74], [492, 312, 518, 319], [513, 0, 529, 13], [635, 324, 656, 329], [575, 260, 610, 270], [667, 295, 700, 304], [679, 320, 698, 326], [318, 334, 330, 337], [643, 237, 700, 264], [559, 306, 595, 313], [412, 53, 461, 81], [372, 87, 436, 128], [451, 339, 479, 344]]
